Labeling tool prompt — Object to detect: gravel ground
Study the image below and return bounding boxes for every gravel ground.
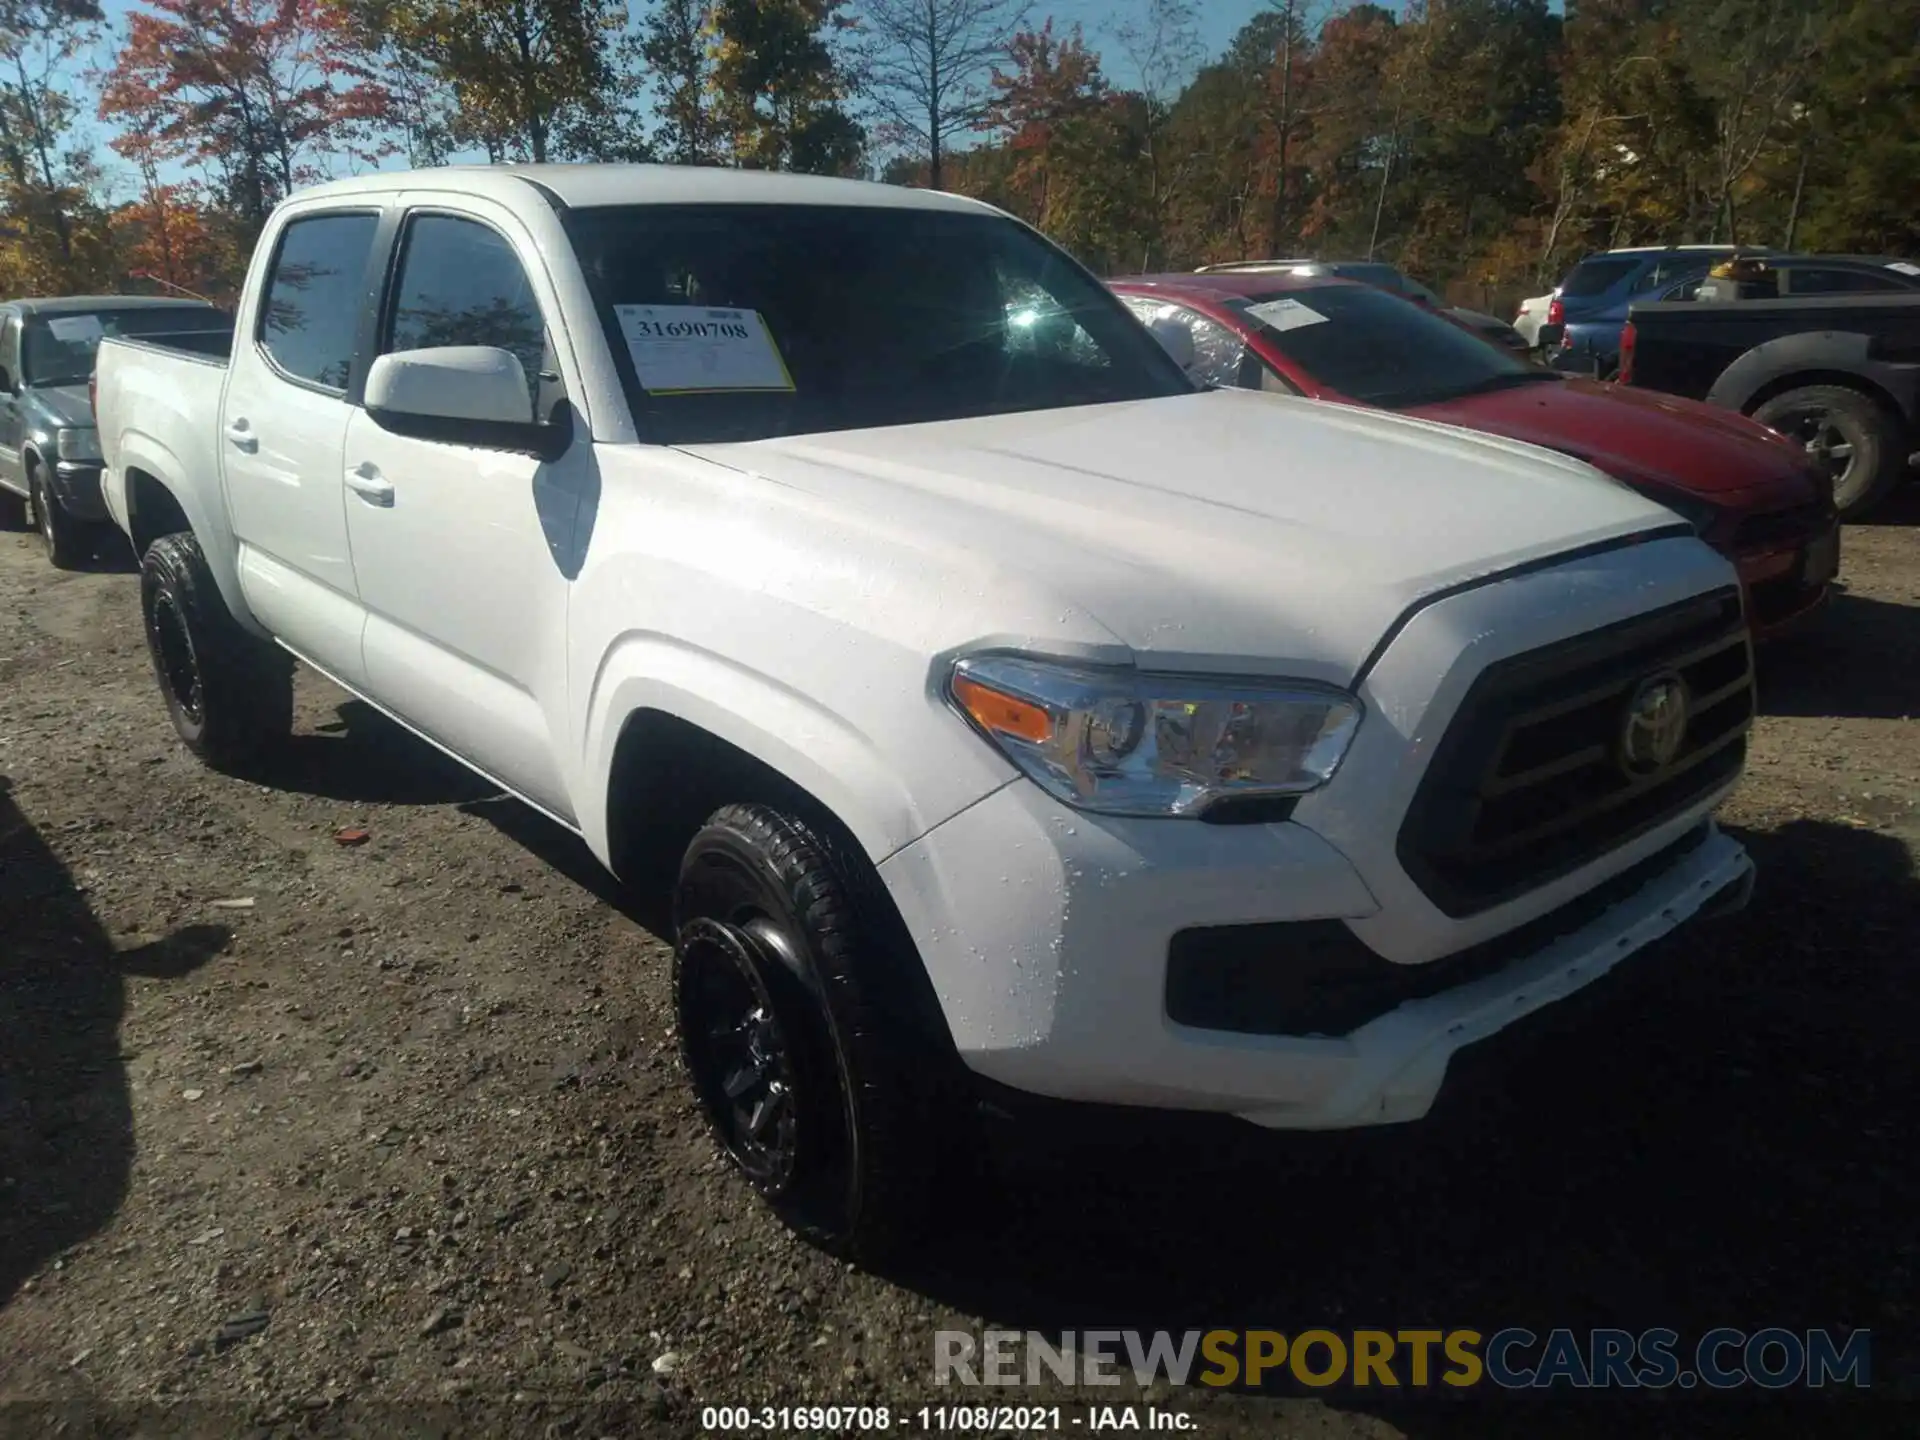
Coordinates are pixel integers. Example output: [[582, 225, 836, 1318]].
[[2, 508, 1918, 1439]]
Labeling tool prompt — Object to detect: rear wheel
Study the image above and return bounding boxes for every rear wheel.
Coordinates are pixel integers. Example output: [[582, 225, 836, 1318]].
[[672, 803, 957, 1262], [1752, 385, 1905, 519], [139, 531, 293, 770], [30, 469, 91, 569]]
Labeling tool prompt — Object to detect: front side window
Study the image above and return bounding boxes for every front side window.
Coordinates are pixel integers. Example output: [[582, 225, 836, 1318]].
[[385, 214, 555, 415], [565, 203, 1191, 445], [259, 212, 379, 391], [20, 307, 228, 388]]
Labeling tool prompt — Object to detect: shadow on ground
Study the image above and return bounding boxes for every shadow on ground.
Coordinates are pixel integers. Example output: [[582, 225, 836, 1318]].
[[241, 699, 499, 808], [871, 819, 1917, 1435], [1759, 590, 1920, 720], [0, 776, 229, 1310]]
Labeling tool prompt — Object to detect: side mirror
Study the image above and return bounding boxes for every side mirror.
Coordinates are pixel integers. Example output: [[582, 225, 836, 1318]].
[[364, 345, 566, 459], [366, 345, 533, 425], [1146, 314, 1196, 373]]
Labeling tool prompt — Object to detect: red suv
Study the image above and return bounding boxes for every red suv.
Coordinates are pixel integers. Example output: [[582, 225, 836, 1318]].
[[1111, 271, 1839, 637]]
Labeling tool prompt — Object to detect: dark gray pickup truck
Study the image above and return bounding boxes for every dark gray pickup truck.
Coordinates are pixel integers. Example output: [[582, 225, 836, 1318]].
[[1622, 281, 1920, 518], [0, 296, 230, 566]]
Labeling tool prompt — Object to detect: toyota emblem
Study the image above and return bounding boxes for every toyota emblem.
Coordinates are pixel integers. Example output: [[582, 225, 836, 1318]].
[[1620, 673, 1690, 776]]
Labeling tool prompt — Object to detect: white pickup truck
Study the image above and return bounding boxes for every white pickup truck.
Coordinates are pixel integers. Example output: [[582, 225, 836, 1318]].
[[95, 165, 1756, 1257]]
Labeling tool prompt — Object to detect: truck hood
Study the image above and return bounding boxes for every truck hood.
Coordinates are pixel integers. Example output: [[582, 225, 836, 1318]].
[[1408, 377, 1819, 506], [21, 383, 93, 429], [679, 389, 1685, 685]]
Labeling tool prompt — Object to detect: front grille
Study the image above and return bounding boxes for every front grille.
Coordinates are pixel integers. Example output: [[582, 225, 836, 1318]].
[[1396, 588, 1752, 917], [1166, 825, 1715, 1038], [1734, 498, 1833, 551]]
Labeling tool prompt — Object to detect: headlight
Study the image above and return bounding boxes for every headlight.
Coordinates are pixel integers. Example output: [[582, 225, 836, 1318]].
[[56, 427, 101, 462], [948, 654, 1361, 818]]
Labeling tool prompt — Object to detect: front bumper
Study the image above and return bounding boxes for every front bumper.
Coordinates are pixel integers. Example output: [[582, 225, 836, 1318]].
[[884, 781, 1750, 1130], [48, 461, 107, 522], [1732, 514, 1839, 637], [883, 536, 1753, 1131]]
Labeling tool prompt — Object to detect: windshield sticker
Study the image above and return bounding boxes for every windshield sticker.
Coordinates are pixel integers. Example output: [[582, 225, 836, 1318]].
[[1245, 298, 1329, 333], [614, 305, 794, 394], [1888, 262, 1920, 277], [45, 314, 104, 343]]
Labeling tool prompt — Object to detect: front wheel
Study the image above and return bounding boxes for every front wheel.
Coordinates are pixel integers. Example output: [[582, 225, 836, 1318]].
[[140, 531, 294, 771], [1752, 384, 1905, 519], [673, 803, 956, 1262], [31, 471, 92, 569]]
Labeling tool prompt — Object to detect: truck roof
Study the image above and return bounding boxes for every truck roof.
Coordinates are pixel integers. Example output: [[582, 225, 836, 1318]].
[[288, 163, 1000, 217], [1, 295, 215, 315]]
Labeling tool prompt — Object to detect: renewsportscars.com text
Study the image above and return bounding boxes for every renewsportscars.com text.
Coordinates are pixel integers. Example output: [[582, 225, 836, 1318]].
[[934, 1328, 1870, 1391]]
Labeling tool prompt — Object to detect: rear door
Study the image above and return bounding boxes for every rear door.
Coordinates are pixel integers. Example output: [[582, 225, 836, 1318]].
[[221, 207, 383, 685], [341, 203, 583, 820]]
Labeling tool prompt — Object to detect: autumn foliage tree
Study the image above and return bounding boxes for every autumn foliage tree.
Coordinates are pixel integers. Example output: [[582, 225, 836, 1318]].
[[98, 0, 395, 239], [709, 0, 864, 174]]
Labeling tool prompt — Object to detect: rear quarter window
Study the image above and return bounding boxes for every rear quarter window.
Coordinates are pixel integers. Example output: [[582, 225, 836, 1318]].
[[1558, 257, 1643, 299]]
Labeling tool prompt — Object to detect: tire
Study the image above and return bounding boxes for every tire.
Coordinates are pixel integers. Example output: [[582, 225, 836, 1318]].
[[30, 468, 91, 570], [0, 485, 26, 530], [672, 802, 957, 1262], [1751, 384, 1905, 519], [139, 531, 294, 770]]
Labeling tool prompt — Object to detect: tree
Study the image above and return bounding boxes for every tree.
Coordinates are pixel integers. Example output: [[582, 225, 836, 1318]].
[[98, 0, 395, 238], [641, 0, 718, 164], [377, 0, 634, 164], [0, 0, 107, 285], [1111, 0, 1200, 269], [857, 0, 1026, 190], [709, 0, 863, 174]]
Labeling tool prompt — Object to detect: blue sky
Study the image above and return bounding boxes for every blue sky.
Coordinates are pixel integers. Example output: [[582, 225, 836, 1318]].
[[82, 0, 1364, 192]]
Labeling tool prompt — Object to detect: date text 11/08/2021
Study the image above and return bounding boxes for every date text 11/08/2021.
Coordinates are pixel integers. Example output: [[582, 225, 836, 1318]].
[[700, 1408, 1190, 1432]]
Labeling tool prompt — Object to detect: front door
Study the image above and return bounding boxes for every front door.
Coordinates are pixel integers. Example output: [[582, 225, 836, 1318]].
[[342, 207, 582, 821], [0, 313, 24, 496], [220, 208, 382, 685]]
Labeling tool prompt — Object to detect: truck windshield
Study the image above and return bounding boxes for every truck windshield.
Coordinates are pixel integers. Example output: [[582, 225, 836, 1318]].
[[564, 203, 1192, 444], [22, 307, 230, 387], [1230, 283, 1556, 408]]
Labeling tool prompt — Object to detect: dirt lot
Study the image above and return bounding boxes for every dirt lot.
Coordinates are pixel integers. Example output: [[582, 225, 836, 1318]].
[[2, 509, 1918, 1439]]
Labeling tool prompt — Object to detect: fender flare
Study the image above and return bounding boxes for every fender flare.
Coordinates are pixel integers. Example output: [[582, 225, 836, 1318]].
[[112, 432, 258, 637], [576, 632, 932, 870], [1707, 330, 1916, 423]]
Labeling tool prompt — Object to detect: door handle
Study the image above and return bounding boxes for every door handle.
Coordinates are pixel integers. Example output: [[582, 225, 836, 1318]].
[[345, 463, 395, 508], [224, 419, 258, 453]]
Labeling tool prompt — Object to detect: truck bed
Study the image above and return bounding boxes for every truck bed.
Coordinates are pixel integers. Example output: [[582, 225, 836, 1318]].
[[1625, 292, 1920, 405], [94, 331, 233, 551]]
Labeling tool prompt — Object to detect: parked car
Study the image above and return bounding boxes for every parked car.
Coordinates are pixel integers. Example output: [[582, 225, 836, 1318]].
[[1112, 270, 1838, 636], [97, 165, 1756, 1258], [1540, 246, 1770, 376], [1622, 263, 1920, 517], [0, 295, 227, 566], [1514, 291, 1555, 348], [1198, 258, 1531, 354]]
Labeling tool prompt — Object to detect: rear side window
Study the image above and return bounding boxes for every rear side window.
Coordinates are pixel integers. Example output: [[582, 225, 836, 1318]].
[[1784, 267, 1907, 295], [259, 212, 379, 391], [385, 213, 555, 415], [1557, 257, 1641, 299]]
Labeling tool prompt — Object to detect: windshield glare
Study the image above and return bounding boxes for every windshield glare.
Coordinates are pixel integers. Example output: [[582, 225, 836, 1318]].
[[1231, 284, 1541, 408], [22, 307, 228, 386], [564, 204, 1192, 444]]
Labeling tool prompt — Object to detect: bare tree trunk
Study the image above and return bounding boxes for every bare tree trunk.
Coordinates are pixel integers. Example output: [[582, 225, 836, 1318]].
[[1783, 137, 1809, 250]]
